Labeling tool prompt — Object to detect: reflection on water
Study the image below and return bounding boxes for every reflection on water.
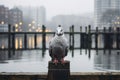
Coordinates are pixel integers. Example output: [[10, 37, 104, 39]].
[[94, 50, 120, 71], [0, 35, 51, 49], [0, 49, 120, 72], [0, 35, 120, 72]]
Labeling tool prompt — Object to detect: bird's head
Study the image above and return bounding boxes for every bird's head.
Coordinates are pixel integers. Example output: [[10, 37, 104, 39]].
[[56, 25, 64, 36]]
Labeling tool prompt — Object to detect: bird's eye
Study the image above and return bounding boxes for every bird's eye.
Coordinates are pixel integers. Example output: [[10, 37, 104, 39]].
[[61, 30, 63, 32]]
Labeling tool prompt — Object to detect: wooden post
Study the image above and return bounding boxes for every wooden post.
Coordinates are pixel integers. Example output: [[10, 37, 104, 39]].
[[47, 61, 70, 80], [34, 33, 37, 49], [80, 26, 82, 55], [95, 27, 98, 49], [85, 26, 87, 54], [69, 27, 72, 50], [24, 33, 27, 49], [103, 27, 106, 53], [116, 27, 119, 49], [42, 25, 46, 57], [12, 26, 15, 55], [71, 25, 74, 57], [8, 24, 11, 57], [71, 25, 74, 49], [88, 25, 91, 59]]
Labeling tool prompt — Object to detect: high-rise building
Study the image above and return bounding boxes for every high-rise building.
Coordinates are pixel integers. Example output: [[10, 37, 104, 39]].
[[95, 0, 120, 28], [0, 5, 9, 24], [35, 6, 46, 27], [9, 7, 23, 31]]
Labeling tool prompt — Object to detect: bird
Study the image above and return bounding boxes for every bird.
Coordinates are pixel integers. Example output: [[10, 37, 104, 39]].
[[49, 25, 69, 64]]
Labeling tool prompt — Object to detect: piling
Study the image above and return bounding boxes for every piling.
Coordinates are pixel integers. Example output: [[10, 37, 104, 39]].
[[103, 27, 106, 53], [116, 27, 119, 49], [24, 33, 27, 49], [42, 25, 46, 56], [34, 33, 37, 49], [8, 24, 11, 57], [80, 26, 82, 55], [95, 27, 98, 49], [47, 61, 70, 80], [12, 26, 15, 55], [69, 27, 72, 50], [88, 25, 91, 58], [71, 25, 74, 57], [85, 26, 87, 54]]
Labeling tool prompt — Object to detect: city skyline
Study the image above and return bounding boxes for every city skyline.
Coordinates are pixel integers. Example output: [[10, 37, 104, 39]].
[[0, 0, 94, 20]]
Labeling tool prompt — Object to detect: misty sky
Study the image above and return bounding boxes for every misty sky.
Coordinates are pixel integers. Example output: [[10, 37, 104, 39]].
[[0, 0, 94, 20]]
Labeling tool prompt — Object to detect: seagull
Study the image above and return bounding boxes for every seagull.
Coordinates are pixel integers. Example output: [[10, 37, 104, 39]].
[[49, 25, 69, 64]]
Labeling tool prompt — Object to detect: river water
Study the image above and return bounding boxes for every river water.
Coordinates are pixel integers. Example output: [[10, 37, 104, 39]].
[[0, 35, 120, 72], [0, 49, 120, 72]]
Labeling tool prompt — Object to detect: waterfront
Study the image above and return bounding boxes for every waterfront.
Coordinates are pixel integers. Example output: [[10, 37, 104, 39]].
[[0, 49, 120, 72]]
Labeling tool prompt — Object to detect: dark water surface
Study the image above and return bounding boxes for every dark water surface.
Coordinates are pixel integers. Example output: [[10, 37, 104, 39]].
[[0, 50, 120, 72]]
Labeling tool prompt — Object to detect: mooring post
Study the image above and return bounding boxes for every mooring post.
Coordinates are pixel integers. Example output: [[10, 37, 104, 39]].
[[47, 61, 70, 80], [95, 27, 98, 54], [69, 26, 72, 50], [42, 25, 46, 56], [71, 25, 74, 57], [116, 27, 119, 49], [8, 24, 11, 57], [12, 26, 15, 55], [103, 27, 106, 53], [85, 26, 87, 54], [34, 33, 37, 49], [88, 25, 91, 59], [24, 33, 27, 49], [80, 26, 82, 55]]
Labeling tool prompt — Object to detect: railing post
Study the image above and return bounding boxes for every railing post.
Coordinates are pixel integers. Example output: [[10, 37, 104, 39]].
[[88, 25, 91, 58], [103, 27, 106, 52], [95, 27, 98, 49], [24, 33, 27, 49], [8, 24, 11, 57], [34, 33, 37, 49], [12, 26, 15, 55], [42, 25, 46, 56], [116, 27, 119, 49], [69, 26, 72, 50], [85, 26, 87, 54], [71, 25, 74, 57], [71, 25, 74, 49], [80, 26, 82, 54]]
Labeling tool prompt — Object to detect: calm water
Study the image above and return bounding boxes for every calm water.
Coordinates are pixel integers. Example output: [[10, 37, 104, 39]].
[[0, 49, 120, 72], [0, 35, 120, 72]]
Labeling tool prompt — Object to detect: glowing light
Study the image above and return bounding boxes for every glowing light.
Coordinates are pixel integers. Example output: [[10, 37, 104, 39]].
[[15, 29, 18, 32], [19, 22, 22, 25], [15, 24, 18, 28], [1, 21, 4, 24], [28, 24, 32, 27], [32, 21, 35, 24], [1, 45, 5, 49]]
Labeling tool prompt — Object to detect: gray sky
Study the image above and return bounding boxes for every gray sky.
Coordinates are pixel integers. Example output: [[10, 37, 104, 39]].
[[0, 0, 94, 20]]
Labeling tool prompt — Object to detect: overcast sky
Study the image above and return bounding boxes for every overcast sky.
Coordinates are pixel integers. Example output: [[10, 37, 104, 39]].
[[0, 0, 94, 20]]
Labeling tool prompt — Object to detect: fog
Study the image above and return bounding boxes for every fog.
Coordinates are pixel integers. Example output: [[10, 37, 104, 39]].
[[0, 0, 94, 20]]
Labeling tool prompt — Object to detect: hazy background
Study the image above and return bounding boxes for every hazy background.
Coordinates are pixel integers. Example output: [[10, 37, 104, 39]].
[[0, 0, 94, 20]]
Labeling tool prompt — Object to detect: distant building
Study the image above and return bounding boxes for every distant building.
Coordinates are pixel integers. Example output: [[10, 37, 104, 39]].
[[94, 0, 120, 28], [0, 24, 8, 32], [37, 6, 46, 26], [0, 5, 9, 24], [9, 7, 23, 32]]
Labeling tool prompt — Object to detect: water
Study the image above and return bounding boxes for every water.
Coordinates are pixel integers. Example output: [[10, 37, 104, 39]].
[[0, 49, 120, 72], [0, 34, 120, 72]]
